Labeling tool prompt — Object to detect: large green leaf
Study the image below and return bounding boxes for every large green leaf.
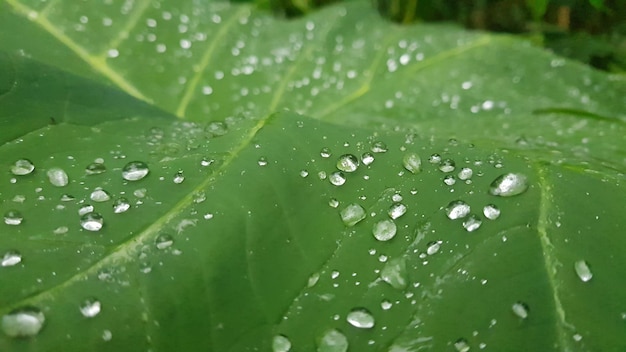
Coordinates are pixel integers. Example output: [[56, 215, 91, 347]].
[[1, 1, 625, 351]]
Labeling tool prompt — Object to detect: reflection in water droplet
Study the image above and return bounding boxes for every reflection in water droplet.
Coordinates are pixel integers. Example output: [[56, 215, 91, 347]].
[[80, 298, 101, 318], [1, 307, 45, 338], [489, 173, 528, 197], [361, 152, 375, 166], [380, 257, 407, 289], [426, 241, 442, 255], [388, 203, 407, 220], [512, 301, 529, 319], [2, 250, 22, 267], [320, 147, 331, 158], [273, 334, 291, 352], [317, 329, 348, 352], [371, 141, 388, 153], [122, 161, 150, 181], [439, 159, 455, 172], [463, 214, 482, 232], [574, 260, 593, 282], [340, 204, 366, 227], [113, 198, 131, 213], [403, 153, 422, 174], [458, 167, 473, 180], [346, 308, 375, 329], [80, 212, 104, 231], [90, 188, 111, 202], [85, 162, 106, 175], [155, 234, 174, 249], [336, 154, 359, 173], [173, 170, 185, 184], [329, 171, 346, 186], [11, 159, 35, 176], [258, 157, 268, 166], [445, 200, 470, 220], [4, 210, 23, 225], [454, 338, 470, 352], [372, 219, 397, 241], [47, 167, 69, 187], [483, 204, 501, 220]]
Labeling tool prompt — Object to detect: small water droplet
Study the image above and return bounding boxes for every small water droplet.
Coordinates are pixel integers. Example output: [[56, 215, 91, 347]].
[[346, 308, 375, 329], [273, 334, 291, 352], [85, 162, 106, 175], [443, 175, 456, 186], [454, 338, 470, 352], [426, 241, 442, 255], [113, 198, 131, 213], [53, 226, 68, 235], [134, 188, 147, 198], [1, 307, 45, 338], [317, 329, 348, 352], [4, 210, 23, 225], [429, 154, 442, 164], [445, 200, 471, 219], [463, 214, 482, 232], [47, 167, 69, 187], [329, 171, 346, 186], [80, 212, 104, 231], [2, 250, 22, 267], [80, 298, 101, 318], [308, 272, 320, 287], [372, 219, 397, 241], [439, 159, 456, 173], [361, 152, 375, 166], [61, 194, 75, 202], [320, 147, 332, 158], [512, 301, 529, 319], [328, 198, 339, 208], [299, 169, 309, 178], [258, 157, 268, 166], [336, 154, 359, 173], [102, 329, 112, 341], [458, 167, 473, 180], [155, 234, 174, 249], [122, 161, 150, 181], [201, 158, 214, 166], [11, 159, 35, 176], [574, 260, 593, 282], [173, 170, 185, 184], [90, 188, 111, 202], [381, 299, 393, 310], [403, 153, 422, 174], [78, 205, 94, 216], [489, 173, 528, 197], [380, 257, 407, 290], [388, 203, 407, 219], [371, 141, 388, 153], [483, 204, 501, 220], [206, 121, 228, 136], [340, 203, 366, 226]]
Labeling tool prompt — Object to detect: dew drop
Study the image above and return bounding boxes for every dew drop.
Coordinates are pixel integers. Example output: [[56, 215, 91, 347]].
[[113, 198, 131, 213], [380, 257, 407, 289], [78, 204, 94, 216], [11, 159, 35, 176], [438, 159, 456, 173], [1, 307, 45, 338], [155, 234, 174, 249], [426, 241, 442, 255], [381, 299, 393, 310], [122, 161, 150, 181], [574, 260, 593, 282], [403, 153, 422, 174], [346, 308, 375, 329], [454, 338, 470, 352], [388, 203, 407, 219], [2, 250, 22, 267], [173, 170, 185, 184], [371, 141, 388, 153], [328, 198, 339, 208], [458, 167, 473, 180], [489, 173, 528, 197], [340, 203, 366, 226], [206, 121, 228, 136], [258, 157, 268, 166], [85, 162, 106, 175], [361, 152, 375, 166], [329, 171, 346, 186], [318, 171, 327, 180], [463, 214, 482, 232], [47, 167, 69, 187], [299, 170, 309, 178], [317, 329, 348, 352], [273, 334, 291, 352], [80, 212, 104, 231], [336, 154, 359, 173], [512, 301, 529, 319], [443, 175, 456, 186], [80, 298, 101, 318], [320, 147, 332, 158], [308, 272, 320, 287], [90, 188, 111, 202], [102, 329, 112, 341], [4, 210, 23, 225], [483, 204, 501, 220], [445, 200, 471, 220], [372, 219, 397, 241], [429, 153, 442, 164]]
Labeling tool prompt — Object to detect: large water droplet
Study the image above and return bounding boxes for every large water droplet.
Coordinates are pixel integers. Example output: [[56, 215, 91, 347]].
[[90, 188, 111, 202], [454, 338, 470, 352], [47, 167, 69, 187], [372, 219, 397, 241], [512, 301, 529, 319], [489, 173, 528, 197], [122, 161, 150, 181], [173, 170, 185, 184], [380, 257, 407, 289], [1, 307, 45, 338], [462, 214, 482, 232], [574, 260, 593, 282], [340, 204, 366, 226], [388, 203, 407, 220], [346, 308, 375, 329], [329, 172, 346, 186], [445, 200, 471, 220], [458, 167, 473, 180], [155, 234, 174, 249], [483, 204, 501, 220], [4, 210, 23, 225], [317, 329, 348, 352], [403, 153, 422, 174], [2, 250, 22, 267], [113, 198, 131, 213], [273, 334, 291, 352], [85, 162, 106, 175], [11, 159, 35, 176], [336, 154, 359, 173], [80, 212, 104, 231], [80, 298, 101, 318], [361, 152, 375, 166]]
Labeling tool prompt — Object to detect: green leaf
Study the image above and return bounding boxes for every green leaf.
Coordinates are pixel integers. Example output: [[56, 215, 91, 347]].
[[1, 1, 626, 351]]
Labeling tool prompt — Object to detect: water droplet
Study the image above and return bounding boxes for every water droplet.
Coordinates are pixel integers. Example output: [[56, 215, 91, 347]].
[[122, 161, 150, 181], [2, 250, 22, 267], [458, 167, 473, 180], [454, 338, 470, 352], [273, 334, 291, 352], [336, 154, 359, 173], [206, 121, 228, 136], [113, 198, 131, 213], [11, 159, 35, 176], [381, 299, 393, 310], [438, 159, 456, 173], [258, 157, 268, 166], [391, 193, 403, 202], [372, 219, 397, 241], [512, 301, 529, 319], [318, 171, 327, 180], [329, 171, 346, 186], [90, 188, 111, 202], [173, 170, 185, 184], [388, 203, 407, 219], [53, 226, 68, 235], [361, 152, 375, 166], [443, 175, 456, 186], [1, 307, 45, 338], [403, 153, 422, 174], [308, 272, 320, 287], [371, 141, 388, 153], [340, 203, 366, 227], [4, 210, 23, 225], [463, 214, 482, 232], [78, 205, 94, 216], [320, 147, 332, 158], [155, 234, 174, 249], [429, 154, 441, 164], [380, 257, 407, 289], [426, 241, 442, 255], [299, 170, 309, 178], [574, 260, 593, 282], [61, 194, 75, 202], [47, 167, 69, 187], [80, 298, 101, 318], [346, 308, 375, 329], [201, 158, 214, 166], [134, 188, 147, 198], [317, 329, 348, 352], [483, 204, 501, 220], [85, 162, 106, 175], [80, 212, 104, 231], [489, 173, 528, 197], [328, 198, 339, 208], [445, 200, 471, 219]]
